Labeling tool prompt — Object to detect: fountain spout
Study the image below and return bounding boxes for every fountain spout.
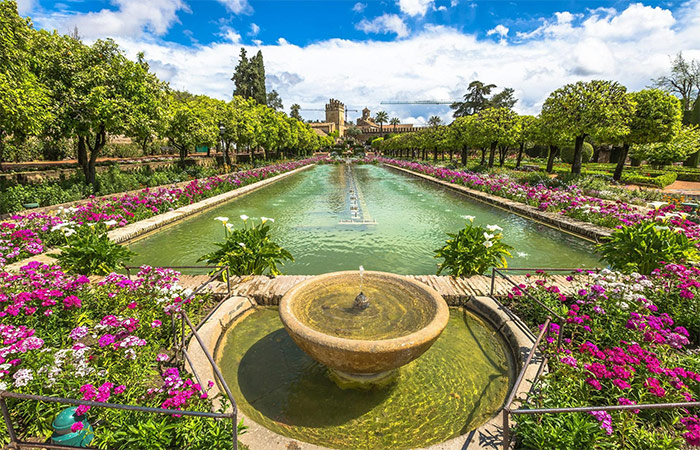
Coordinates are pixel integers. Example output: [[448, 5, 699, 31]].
[[353, 292, 370, 310]]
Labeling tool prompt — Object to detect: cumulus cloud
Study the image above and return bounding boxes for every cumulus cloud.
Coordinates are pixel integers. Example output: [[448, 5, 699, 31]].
[[398, 0, 434, 17], [249, 23, 260, 37], [33, 0, 186, 39], [216, 0, 252, 15], [352, 2, 367, 13], [487, 24, 509, 38], [356, 14, 409, 38], [29, 1, 700, 123]]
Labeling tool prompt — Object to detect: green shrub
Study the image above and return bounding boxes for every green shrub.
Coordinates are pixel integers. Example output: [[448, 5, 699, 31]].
[[52, 223, 135, 275], [560, 142, 594, 164], [198, 216, 294, 276], [435, 219, 512, 276], [597, 220, 699, 275], [621, 172, 677, 188]]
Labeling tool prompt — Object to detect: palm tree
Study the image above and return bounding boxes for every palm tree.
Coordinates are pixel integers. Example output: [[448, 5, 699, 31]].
[[428, 115, 443, 128], [375, 111, 389, 135], [390, 117, 400, 132]]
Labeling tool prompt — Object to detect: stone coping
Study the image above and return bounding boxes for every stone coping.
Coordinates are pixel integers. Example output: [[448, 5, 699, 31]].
[[384, 163, 612, 243], [3, 165, 313, 272], [190, 285, 539, 450]]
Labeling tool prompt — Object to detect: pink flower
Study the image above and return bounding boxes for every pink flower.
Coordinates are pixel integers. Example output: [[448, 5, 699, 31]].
[[70, 422, 84, 433], [151, 319, 162, 328], [156, 353, 169, 362], [98, 334, 115, 348]]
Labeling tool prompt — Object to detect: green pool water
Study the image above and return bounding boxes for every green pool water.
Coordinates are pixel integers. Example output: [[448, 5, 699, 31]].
[[127, 164, 600, 273], [218, 307, 513, 450]]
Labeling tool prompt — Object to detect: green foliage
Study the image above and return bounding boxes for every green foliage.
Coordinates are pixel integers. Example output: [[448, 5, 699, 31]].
[[631, 125, 700, 168], [560, 142, 594, 164], [598, 220, 699, 275], [435, 220, 512, 276], [52, 223, 135, 275], [621, 171, 677, 188], [198, 216, 294, 276]]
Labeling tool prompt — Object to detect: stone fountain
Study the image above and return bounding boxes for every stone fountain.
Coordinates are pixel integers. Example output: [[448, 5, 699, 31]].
[[279, 270, 449, 386]]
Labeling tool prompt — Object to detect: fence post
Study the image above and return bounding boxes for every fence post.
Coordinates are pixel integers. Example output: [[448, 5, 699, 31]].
[[0, 397, 19, 449], [502, 409, 510, 450], [490, 268, 496, 296], [226, 266, 231, 297]]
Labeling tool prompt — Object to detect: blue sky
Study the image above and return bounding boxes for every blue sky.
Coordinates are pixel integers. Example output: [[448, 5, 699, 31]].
[[18, 0, 700, 123]]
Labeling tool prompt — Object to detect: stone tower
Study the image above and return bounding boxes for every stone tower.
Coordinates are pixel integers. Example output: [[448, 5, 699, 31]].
[[325, 98, 346, 136]]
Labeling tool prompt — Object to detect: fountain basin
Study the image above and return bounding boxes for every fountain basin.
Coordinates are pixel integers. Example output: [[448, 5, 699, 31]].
[[279, 270, 449, 377]]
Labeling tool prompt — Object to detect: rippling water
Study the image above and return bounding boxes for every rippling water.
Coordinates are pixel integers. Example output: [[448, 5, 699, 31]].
[[128, 164, 600, 273]]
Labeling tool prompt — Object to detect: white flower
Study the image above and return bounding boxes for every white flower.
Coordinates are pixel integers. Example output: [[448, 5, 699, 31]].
[[647, 201, 668, 209], [261, 216, 274, 223], [461, 215, 475, 222], [240, 215, 249, 221], [483, 240, 493, 248], [238, 242, 246, 248], [517, 252, 529, 258], [486, 224, 503, 232], [104, 220, 118, 227], [0, 381, 6, 391], [63, 228, 76, 237], [13, 368, 33, 387], [483, 232, 495, 240], [618, 301, 629, 311], [226, 223, 234, 231], [214, 217, 229, 223]]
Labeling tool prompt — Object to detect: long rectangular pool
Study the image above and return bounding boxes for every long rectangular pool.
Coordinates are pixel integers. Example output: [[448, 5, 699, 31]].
[[127, 164, 600, 274]]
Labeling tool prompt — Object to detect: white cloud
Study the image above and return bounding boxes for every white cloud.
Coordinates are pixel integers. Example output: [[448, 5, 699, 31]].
[[33, 0, 186, 39], [356, 14, 409, 38], [398, 0, 434, 17], [16, 0, 36, 14], [487, 24, 509, 38], [352, 2, 367, 13], [249, 23, 260, 37], [216, 0, 252, 15], [32, 1, 700, 122]]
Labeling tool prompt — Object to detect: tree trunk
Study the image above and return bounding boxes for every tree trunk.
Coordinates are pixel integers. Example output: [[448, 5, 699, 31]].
[[84, 127, 106, 187], [0, 131, 6, 171], [449, 149, 453, 161], [498, 146, 507, 167], [488, 142, 496, 168], [546, 145, 559, 173], [77, 136, 88, 178], [592, 146, 600, 163], [613, 142, 630, 181], [480, 148, 486, 165], [461, 145, 468, 166], [433, 146, 438, 162], [516, 142, 524, 169], [571, 135, 585, 175]]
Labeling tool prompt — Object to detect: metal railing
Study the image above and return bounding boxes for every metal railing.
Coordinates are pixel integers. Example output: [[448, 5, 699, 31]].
[[494, 267, 700, 449], [1, 265, 239, 450]]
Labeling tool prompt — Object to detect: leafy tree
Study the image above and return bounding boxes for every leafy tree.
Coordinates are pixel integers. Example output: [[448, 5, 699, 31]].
[[345, 125, 362, 142], [529, 116, 570, 173], [476, 107, 520, 167], [0, 0, 51, 169], [449, 115, 476, 165], [390, 117, 400, 132], [165, 93, 219, 164], [266, 89, 283, 111], [290, 103, 302, 120], [375, 111, 389, 134], [250, 50, 267, 105], [515, 115, 537, 168], [541, 80, 634, 174], [614, 89, 682, 180], [128, 52, 169, 155], [489, 87, 518, 110], [451, 80, 496, 117], [652, 52, 700, 112], [631, 125, 700, 168], [232, 48, 252, 99]]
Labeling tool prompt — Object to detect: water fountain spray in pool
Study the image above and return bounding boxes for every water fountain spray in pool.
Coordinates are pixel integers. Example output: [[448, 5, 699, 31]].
[[353, 265, 369, 310]]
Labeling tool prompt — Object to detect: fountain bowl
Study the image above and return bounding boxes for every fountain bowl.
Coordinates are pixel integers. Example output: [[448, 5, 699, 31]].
[[279, 270, 449, 379]]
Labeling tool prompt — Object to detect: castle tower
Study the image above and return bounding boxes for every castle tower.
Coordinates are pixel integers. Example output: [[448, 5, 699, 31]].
[[325, 98, 346, 137]]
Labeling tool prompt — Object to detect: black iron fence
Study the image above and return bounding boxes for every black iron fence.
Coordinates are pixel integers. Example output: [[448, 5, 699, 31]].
[[0, 265, 239, 450], [492, 267, 700, 450]]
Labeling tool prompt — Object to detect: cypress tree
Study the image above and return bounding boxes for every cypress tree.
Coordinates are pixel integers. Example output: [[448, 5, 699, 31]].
[[232, 48, 252, 98], [251, 50, 267, 105]]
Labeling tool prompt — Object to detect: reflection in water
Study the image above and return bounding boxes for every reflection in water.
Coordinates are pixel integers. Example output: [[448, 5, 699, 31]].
[[128, 164, 601, 274], [218, 308, 513, 450]]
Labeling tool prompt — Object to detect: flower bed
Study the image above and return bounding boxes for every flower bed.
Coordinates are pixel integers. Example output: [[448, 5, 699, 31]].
[[0, 262, 241, 448], [504, 265, 700, 449], [376, 157, 700, 241], [0, 158, 325, 266]]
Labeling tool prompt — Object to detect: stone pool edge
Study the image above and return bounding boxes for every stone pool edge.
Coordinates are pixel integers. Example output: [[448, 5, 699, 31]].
[[383, 163, 611, 244], [187, 290, 539, 450], [4, 164, 314, 272]]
